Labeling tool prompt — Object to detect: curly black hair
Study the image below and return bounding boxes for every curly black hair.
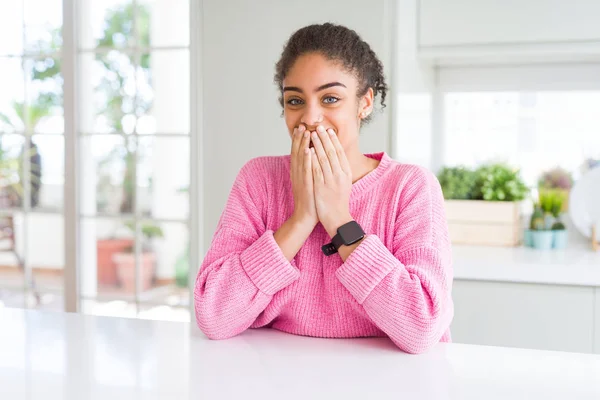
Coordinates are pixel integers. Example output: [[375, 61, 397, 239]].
[[274, 23, 387, 124]]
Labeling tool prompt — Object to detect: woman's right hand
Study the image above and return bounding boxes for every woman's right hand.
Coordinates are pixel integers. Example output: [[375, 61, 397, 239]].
[[290, 125, 318, 228]]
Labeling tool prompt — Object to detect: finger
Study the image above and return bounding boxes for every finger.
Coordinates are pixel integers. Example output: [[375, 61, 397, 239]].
[[311, 147, 324, 184], [298, 125, 309, 159], [290, 127, 300, 176], [310, 130, 333, 180], [327, 128, 351, 176], [291, 127, 300, 161], [303, 145, 312, 187], [317, 125, 342, 174]]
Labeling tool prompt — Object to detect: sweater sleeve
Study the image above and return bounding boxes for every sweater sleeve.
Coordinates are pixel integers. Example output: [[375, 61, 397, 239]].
[[194, 159, 300, 340], [335, 167, 454, 354]]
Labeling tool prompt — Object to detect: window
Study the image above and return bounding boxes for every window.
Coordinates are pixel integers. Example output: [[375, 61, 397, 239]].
[[0, 0, 65, 310], [394, 64, 600, 189], [0, 0, 194, 322], [443, 91, 600, 187]]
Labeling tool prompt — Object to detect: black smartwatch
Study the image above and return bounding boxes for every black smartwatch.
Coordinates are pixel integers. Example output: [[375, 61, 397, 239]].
[[321, 220, 365, 256]]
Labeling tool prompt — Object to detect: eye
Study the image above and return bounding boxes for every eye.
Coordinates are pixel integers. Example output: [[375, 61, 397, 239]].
[[323, 96, 340, 104], [286, 98, 303, 106]]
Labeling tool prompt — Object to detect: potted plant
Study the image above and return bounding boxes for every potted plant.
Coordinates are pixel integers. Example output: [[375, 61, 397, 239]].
[[439, 163, 529, 246], [538, 167, 573, 212], [549, 190, 568, 249], [113, 221, 164, 292], [96, 234, 135, 287], [437, 166, 477, 200], [525, 189, 568, 250], [528, 201, 553, 249]]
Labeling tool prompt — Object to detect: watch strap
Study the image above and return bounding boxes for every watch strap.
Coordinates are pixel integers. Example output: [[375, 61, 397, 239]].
[[321, 242, 337, 256]]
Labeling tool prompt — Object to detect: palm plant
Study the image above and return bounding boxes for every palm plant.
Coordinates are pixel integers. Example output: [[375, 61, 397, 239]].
[[95, 4, 151, 214]]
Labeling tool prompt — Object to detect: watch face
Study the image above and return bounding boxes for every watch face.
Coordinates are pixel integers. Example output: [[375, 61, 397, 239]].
[[338, 221, 365, 245]]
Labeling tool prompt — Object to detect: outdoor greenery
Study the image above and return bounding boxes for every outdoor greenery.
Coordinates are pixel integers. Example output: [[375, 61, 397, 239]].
[[0, 28, 61, 208], [96, 3, 151, 214]]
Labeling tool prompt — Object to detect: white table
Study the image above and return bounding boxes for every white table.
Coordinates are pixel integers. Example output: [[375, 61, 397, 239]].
[[1, 308, 599, 399]]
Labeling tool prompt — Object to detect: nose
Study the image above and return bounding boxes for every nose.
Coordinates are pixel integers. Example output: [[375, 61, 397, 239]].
[[300, 102, 323, 131]]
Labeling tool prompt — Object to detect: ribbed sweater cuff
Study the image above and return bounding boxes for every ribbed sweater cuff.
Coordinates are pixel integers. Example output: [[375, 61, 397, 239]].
[[336, 235, 398, 304], [240, 230, 300, 296]]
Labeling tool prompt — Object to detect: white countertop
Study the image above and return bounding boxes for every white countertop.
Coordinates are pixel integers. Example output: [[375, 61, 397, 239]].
[[453, 244, 600, 286], [1, 308, 600, 399]]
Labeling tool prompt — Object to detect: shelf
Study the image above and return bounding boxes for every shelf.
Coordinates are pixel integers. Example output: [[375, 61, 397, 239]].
[[453, 243, 600, 287]]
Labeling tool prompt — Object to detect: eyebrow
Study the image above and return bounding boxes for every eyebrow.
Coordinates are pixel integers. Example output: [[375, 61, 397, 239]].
[[282, 81, 347, 94]]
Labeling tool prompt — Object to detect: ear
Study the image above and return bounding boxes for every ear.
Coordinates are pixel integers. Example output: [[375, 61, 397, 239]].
[[358, 87, 374, 119]]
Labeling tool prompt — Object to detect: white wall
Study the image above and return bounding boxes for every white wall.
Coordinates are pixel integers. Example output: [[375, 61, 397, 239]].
[[393, 0, 436, 169], [201, 0, 395, 251]]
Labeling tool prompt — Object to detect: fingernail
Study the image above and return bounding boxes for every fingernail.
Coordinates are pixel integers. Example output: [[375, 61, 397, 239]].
[[327, 129, 335, 135], [298, 125, 305, 133], [303, 131, 309, 138], [311, 132, 318, 139], [310, 147, 315, 153], [317, 125, 325, 133]]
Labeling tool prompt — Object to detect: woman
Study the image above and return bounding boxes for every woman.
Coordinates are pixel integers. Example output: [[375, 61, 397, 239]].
[[194, 23, 453, 354]]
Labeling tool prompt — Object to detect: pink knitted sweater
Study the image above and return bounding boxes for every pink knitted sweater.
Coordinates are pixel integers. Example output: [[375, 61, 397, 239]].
[[194, 152, 454, 353]]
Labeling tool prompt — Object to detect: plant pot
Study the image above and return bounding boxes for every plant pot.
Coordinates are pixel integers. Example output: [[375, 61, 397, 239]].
[[543, 214, 555, 230], [531, 231, 554, 250], [113, 252, 156, 292], [97, 238, 134, 286], [523, 229, 534, 247], [552, 230, 568, 250], [444, 200, 522, 246]]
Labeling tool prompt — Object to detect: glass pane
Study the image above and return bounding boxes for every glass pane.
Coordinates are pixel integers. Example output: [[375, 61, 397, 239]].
[[31, 134, 63, 210], [136, 50, 190, 134], [0, 3, 24, 55], [24, 0, 62, 53], [25, 57, 63, 134], [0, 212, 25, 290], [138, 221, 188, 305], [0, 58, 25, 133], [138, 0, 189, 48], [0, 134, 26, 209], [443, 91, 600, 187], [79, 52, 136, 134], [27, 213, 63, 293], [0, 213, 63, 309], [79, 0, 134, 49], [80, 135, 136, 216], [138, 136, 189, 220], [80, 217, 136, 298]]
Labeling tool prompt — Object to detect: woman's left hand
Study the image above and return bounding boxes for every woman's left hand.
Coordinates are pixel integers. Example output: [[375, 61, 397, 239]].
[[310, 125, 354, 238]]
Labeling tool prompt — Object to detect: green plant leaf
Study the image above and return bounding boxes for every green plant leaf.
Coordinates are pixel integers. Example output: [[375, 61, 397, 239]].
[[472, 163, 529, 202], [437, 166, 477, 200]]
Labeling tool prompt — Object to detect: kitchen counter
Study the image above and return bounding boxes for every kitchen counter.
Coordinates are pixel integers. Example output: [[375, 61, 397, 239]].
[[1, 308, 600, 399], [453, 244, 600, 286]]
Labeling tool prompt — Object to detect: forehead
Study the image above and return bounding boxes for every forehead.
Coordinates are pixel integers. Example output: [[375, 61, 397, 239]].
[[283, 53, 357, 89]]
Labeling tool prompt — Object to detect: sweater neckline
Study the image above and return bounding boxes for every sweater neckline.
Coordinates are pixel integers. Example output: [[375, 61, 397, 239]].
[[350, 152, 392, 200]]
